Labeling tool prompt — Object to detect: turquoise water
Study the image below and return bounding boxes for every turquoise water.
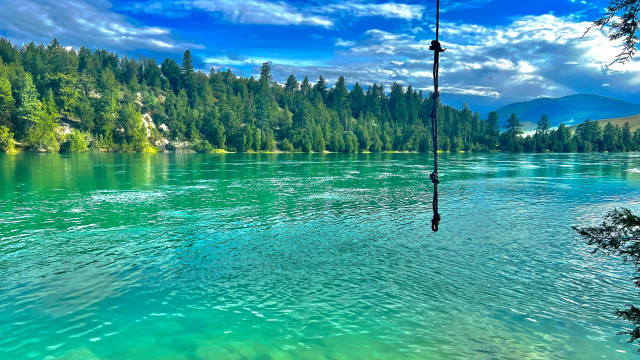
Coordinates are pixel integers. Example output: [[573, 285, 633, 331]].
[[1, 153, 640, 359]]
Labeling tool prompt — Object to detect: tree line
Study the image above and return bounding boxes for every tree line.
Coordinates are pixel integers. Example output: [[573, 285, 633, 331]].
[[0, 38, 638, 154], [498, 113, 640, 153]]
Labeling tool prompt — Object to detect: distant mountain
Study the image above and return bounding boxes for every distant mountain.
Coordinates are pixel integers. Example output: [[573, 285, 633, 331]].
[[493, 94, 640, 131]]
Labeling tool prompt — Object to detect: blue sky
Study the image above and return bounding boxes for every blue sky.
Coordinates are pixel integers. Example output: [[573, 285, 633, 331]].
[[0, 0, 638, 113]]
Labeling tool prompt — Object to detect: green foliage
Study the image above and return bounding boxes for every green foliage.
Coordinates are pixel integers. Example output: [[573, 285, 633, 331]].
[[279, 138, 293, 152], [485, 111, 500, 149], [0, 125, 15, 152], [27, 111, 59, 152], [0, 38, 20, 64], [17, 73, 43, 137], [259, 62, 273, 84], [537, 114, 550, 134], [0, 71, 15, 127], [575, 119, 602, 152], [300, 76, 311, 95], [574, 209, 640, 348], [285, 74, 298, 93], [316, 75, 328, 102], [213, 121, 225, 149], [118, 103, 146, 151], [622, 122, 634, 151], [61, 129, 89, 152], [0, 37, 638, 154], [181, 50, 195, 101], [46, 72, 78, 114], [161, 58, 181, 94], [505, 113, 523, 149], [343, 132, 359, 153], [191, 138, 214, 153]]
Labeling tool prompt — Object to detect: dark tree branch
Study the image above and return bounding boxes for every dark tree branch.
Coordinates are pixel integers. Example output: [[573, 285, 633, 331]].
[[574, 208, 640, 347], [585, 0, 640, 64]]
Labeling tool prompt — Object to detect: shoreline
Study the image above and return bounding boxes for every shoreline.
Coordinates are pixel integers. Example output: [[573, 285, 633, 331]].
[[2, 150, 638, 155]]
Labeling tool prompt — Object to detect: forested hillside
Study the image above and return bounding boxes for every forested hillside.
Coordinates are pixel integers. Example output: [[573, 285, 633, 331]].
[[0, 38, 639, 154]]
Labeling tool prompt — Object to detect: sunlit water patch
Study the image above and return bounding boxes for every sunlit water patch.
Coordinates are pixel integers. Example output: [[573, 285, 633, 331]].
[[0, 152, 639, 359]]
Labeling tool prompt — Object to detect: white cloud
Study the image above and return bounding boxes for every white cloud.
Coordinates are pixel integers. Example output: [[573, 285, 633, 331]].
[[218, 13, 639, 109], [324, 3, 424, 21], [305, 14, 640, 102], [187, 0, 333, 27], [335, 38, 355, 47], [126, 1, 425, 27], [518, 61, 536, 73], [204, 55, 323, 74], [441, 0, 494, 12], [441, 86, 501, 98], [0, 0, 196, 51], [151, 40, 175, 48]]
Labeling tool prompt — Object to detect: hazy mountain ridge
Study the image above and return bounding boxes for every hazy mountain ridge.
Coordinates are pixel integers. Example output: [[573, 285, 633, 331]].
[[493, 94, 640, 130]]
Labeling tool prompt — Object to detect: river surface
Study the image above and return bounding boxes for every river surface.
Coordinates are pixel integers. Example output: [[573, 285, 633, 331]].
[[1, 153, 640, 359]]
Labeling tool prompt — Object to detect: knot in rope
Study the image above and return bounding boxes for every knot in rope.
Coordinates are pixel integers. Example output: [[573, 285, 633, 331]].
[[430, 172, 440, 184], [429, 40, 446, 53], [431, 212, 441, 232]]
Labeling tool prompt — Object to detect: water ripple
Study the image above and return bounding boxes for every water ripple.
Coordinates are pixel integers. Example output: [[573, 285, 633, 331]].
[[0, 153, 639, 359]]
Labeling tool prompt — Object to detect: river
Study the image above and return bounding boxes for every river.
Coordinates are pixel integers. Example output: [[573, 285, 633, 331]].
[[1, 153, 639, 359]]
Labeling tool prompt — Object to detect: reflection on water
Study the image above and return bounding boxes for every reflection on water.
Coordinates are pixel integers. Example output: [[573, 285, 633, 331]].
[[1, 153, 640, 359]]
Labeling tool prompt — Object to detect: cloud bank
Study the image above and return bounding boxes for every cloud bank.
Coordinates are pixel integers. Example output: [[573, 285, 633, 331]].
[[241, 14, 640, 108], [0, 0, 198, 51], [123, 0, 426, 27]]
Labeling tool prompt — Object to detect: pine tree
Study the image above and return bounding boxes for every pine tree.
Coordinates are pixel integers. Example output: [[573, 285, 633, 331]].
[[0, 72, 14, 127], [505, 113, 522, 150], [96, 68, 119, 139], [259, 62, 272, 84], [214, 121, 226, 149], [622, 121, 633, 151], [255, 79, 273, 145], [589, 0, 640, 63], [329, 76, 350, 130], [17, 73, 43, 137], [315, 75, 328, 101], [484, 111, 500, 149], [575, 119, 601, 152], [603, 122, 618, 152], [537, 114, 550, 134], [574, 209, 640, 347], [555, 123, 571, 152], [285, 74, 298, 92], [300, 76, 311, 95], [349, 82, 365, 119], [161, 58, 182, 94], [181, 50, 196, 101], [47, 38, 61, 50]]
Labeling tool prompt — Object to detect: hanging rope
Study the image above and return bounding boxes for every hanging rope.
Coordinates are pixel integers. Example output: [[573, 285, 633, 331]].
[[429, 0, 445, 232]]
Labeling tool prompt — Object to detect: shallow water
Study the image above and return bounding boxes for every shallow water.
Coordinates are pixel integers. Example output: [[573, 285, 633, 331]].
[[1, 153, 640, 359]]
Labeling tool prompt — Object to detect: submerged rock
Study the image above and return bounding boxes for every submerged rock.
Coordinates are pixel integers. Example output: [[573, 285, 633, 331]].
[[58, 347, 100, 360], [195, 344, 242, 360]]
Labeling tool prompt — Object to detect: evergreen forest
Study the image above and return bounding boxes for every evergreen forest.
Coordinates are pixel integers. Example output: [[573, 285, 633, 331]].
[[0, 38, 639, 154]]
